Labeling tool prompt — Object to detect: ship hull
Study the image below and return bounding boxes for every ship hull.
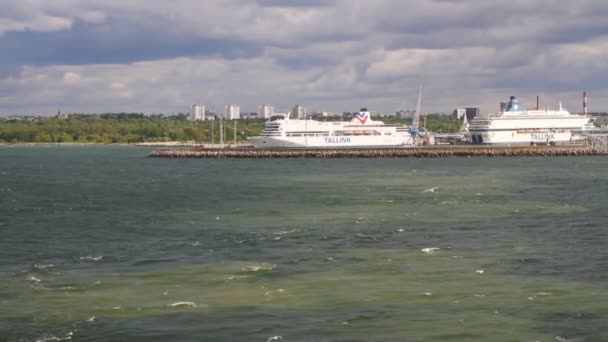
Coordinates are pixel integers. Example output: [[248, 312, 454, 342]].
[[468, 129, 576, 145], [248, 135, 415, 148], [468, 110, 591, 145]]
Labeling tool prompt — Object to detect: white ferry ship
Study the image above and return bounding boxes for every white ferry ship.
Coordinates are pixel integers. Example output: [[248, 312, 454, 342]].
[[248, 109, 417, 148], [468, 96, 592, 145]]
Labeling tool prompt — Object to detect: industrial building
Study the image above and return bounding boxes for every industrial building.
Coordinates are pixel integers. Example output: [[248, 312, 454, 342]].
[[465, 108, 479, 121], [190, 104, 205, 121], [453, 108, 478, 121], [452, 108, 466, 120], [225, 104, 240, 120], [452, 108, 478, 121], [395, 110, 417, 119], [259, 105, 274, 119]]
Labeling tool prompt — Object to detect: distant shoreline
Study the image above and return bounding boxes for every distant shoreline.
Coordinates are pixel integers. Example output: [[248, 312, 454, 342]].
[[0, 142, 249, 148]]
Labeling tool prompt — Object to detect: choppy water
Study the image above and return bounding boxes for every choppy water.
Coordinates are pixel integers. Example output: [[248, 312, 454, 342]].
[[1, 146, 607, 341]]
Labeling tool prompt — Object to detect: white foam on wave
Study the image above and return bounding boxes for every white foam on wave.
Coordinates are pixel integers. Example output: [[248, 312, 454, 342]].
[[168, 301, 206, 308], [274, 229, 297, 235], [421, 247, 440, 254], [356, 233, 376, 240], [28, 275, 42, 283], [476, 270, 485, 274], [423, 187, 439, 193], [79, 255, 103, 262], [86, 316, 96, 322], [266, 336, 283, 342], [35, 264, 54, 269], [35, 331, 73, 342], [241, 263, 276, 272], [264, 288, 286, 298]]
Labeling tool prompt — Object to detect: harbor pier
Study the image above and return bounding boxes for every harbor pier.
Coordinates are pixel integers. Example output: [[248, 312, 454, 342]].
[[149, 145, 607, 158]]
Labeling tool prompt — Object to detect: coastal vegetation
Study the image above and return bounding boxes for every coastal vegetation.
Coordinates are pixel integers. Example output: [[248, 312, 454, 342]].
[[0, 114, 264, 144], [0, 113, 464, 144]]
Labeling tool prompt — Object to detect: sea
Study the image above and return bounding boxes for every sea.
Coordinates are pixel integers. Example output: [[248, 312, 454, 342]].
[[0, 145, 606, 342]]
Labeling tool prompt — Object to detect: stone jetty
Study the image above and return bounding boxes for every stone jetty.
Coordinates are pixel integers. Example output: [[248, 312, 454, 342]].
[[149, 145, 606, 158]]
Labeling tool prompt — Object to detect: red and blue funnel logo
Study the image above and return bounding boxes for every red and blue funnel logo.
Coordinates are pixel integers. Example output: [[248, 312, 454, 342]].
[[354, 111, 369, 124]]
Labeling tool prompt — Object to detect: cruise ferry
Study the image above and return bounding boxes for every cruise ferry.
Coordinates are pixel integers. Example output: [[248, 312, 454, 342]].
[[247, 109, 417, 148], [468, 96, 592, 145]]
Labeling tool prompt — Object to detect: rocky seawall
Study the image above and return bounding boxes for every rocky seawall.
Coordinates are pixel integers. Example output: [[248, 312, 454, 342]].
[[149, 145, 607, 158]]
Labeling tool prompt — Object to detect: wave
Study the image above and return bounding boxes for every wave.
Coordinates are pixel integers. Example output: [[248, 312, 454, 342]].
[[421, 247, 440, 254], [168, 301, 206, 308], [241, 263, 276, 272], [79, 255, 103, 262]]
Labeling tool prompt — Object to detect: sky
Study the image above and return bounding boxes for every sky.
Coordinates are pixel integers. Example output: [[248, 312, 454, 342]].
[[1, 0, 608, 116]]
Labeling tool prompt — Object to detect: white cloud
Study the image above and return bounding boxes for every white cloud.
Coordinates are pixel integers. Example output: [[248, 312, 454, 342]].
[[63, 72, 82, 85]]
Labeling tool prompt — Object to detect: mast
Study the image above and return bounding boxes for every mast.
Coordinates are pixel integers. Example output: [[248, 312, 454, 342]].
[[411, 86, 423, 135], [305, 114, 308, 147], [583, 91, 588, 115], [211, 121, 214, 145], [220, 115, 224, 147]]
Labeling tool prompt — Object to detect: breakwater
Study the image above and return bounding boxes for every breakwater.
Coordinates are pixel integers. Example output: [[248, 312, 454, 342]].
[[149, 145, 607, 158]]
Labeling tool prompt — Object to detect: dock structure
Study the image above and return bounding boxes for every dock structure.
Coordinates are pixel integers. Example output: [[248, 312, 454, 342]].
[[149, 145, 607, 158]]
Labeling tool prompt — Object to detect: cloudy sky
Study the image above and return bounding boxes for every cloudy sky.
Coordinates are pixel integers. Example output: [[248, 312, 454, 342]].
[[1, 0, 608, 116]]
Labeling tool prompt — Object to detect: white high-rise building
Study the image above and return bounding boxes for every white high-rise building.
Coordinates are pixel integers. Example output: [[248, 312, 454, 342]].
[[225, 104, 240, 120], [190, 104, 205, 121], [259, 105, 274, 119], [291, 104, 306, 119]]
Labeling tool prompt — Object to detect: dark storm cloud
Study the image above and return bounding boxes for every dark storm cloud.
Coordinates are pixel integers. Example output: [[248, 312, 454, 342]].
[[0, 17, 262, 76], [377, 1, 608, 49]]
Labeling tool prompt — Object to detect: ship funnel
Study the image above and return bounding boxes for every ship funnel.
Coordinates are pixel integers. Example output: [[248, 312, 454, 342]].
[[505, 96, 526, 112], [352, 109, 370, 124]]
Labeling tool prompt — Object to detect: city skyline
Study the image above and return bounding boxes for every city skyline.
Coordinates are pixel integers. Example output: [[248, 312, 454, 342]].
[[1, 1, 608, 116]]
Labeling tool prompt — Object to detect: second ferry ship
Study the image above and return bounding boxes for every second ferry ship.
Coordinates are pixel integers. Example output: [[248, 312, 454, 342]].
[[468, 96, 592, 145], [248, 109, 417, 148]]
